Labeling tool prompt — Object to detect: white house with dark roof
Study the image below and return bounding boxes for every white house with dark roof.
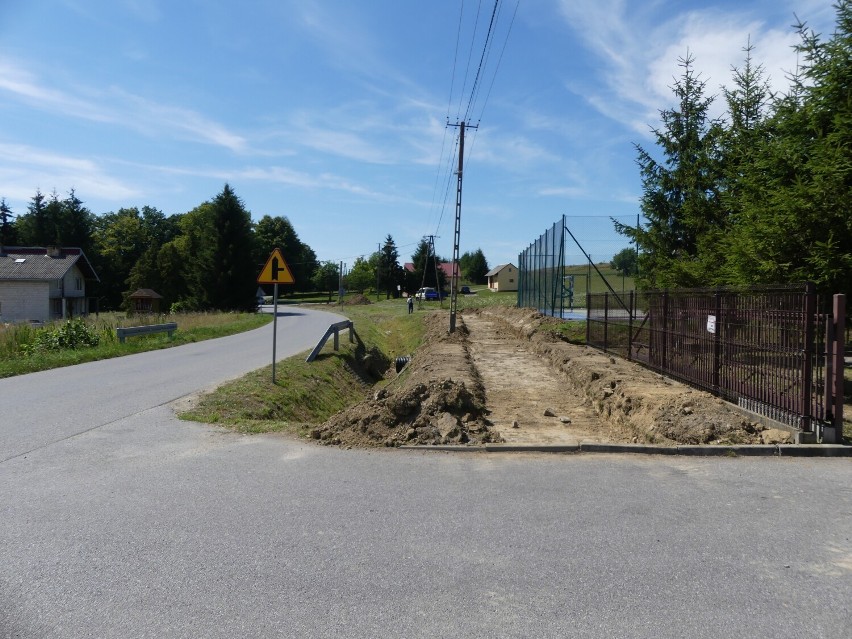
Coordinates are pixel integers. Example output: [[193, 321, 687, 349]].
[[0, 247, 100, 323]]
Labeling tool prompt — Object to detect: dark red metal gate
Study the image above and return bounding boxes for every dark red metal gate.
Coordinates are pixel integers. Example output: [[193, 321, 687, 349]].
[[587, 284, 845, 439]]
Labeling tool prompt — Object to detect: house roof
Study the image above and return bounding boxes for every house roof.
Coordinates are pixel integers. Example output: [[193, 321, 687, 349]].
[[0, 247, 100, 282], [403, 262, 459, 278], [485, 263, 516, 277]]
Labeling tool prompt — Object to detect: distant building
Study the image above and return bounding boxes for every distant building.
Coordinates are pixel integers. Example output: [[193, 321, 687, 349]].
[[403, 261, 461, 290], [0, 246, 100, 323], [128, 289, 164, 314], [485, 263, 518, 292]]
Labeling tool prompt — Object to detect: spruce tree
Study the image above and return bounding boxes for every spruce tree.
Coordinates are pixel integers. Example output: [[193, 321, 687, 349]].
[[723, 3, 852, 296], [16, 190, 53, 246], [617, 52, 723, 289], [210, 184, 257, 310], [0, 198, 17, 247], [378, 234, 402, 298]]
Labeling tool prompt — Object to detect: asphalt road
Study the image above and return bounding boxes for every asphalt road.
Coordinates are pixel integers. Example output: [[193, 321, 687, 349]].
[[0, 306, 343, 463], [1, 308, 851, 638]]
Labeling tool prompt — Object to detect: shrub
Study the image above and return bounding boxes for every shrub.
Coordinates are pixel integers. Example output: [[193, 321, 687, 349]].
[[24, 318, 100, 353]]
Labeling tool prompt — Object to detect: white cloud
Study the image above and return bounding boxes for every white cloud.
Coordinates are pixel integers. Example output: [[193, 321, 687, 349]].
[[0, 57, 248, 153], [647, 13, 800, 119], [0, 143, 140, 203], [554, 1, 808, 134]]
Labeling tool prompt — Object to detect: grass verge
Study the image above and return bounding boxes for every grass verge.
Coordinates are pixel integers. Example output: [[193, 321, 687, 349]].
[[0, 312, 271, 378], [179, 299, 429, 435]]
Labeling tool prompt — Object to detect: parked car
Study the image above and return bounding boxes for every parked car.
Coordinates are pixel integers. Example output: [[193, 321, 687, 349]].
[[415, 287, 446, 300], [461, 286, 472, 294]]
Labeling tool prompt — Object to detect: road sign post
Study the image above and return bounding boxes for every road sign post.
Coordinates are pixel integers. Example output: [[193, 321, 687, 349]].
[[257, 249, 296, 384]]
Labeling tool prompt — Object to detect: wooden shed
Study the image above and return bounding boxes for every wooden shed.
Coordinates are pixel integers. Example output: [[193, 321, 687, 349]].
[[128, 289, 164, 314]]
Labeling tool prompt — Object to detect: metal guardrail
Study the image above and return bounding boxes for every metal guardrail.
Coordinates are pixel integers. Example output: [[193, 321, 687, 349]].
[[116, 322, 177, 343], [305, 320, 354, 362]]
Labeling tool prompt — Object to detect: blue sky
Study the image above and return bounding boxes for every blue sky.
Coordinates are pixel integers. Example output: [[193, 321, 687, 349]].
[[0, 0, 837, 271]]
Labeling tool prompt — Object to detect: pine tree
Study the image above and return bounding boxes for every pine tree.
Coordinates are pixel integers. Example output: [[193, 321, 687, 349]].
[[0, 198, 17, 247], [461, 248, 489, 284], [723, 3, 852, 296], [16, 190, 53, 246], [617, 52, 723, 289], [210, 184, 257, 310], [378, 234, 402, 298], [57, 189, 94, 254]]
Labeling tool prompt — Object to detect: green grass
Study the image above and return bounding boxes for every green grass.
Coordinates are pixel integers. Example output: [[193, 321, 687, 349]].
[[564, 263, 635, 297], [540, 320, 587, 345], [180, 298, 430, 434], [455, 289, 518, 310], [0, 312, 271, 378]]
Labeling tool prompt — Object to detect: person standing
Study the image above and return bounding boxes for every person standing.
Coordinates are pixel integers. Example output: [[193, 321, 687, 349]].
[[408, 296, 414, 314]]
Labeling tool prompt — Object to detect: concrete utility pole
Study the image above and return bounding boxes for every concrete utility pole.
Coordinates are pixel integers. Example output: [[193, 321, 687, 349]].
[[447, 120, 477, 333]]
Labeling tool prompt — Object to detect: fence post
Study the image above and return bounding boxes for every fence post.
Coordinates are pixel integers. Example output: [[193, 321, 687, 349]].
[[585, 291, 591, 345], [802, 282, 816, 433], [661, 290, 669, 368], [824, 293, 846, 443], [713, 291, 722, 393], [627, 290, 634, 361]]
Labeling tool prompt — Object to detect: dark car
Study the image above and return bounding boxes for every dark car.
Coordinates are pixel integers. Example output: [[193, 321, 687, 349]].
[[461, 286, 472, 294]]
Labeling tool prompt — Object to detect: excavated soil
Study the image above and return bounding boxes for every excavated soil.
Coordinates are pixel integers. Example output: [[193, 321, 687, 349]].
[[314, 306, 786, 448]]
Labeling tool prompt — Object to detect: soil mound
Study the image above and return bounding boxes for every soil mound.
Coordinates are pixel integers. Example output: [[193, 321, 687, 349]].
[[342, 294, 372, 305], [311, 313, 502, 447]]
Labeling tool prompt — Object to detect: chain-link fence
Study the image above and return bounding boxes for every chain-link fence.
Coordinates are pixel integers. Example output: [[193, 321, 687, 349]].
[[517, 215, 638, 316]]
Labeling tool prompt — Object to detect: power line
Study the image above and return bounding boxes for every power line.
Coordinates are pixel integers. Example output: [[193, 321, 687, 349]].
[[463, 0, 502, 123]]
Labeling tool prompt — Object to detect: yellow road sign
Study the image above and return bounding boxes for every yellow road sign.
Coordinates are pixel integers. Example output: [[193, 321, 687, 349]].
[[257, 248, 295, 284]]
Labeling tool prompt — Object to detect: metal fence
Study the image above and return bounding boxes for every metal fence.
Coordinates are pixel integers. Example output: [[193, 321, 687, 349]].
[[518, 219, 566, 316], [517, 214, 639, 316], [586, 284, 846, 437]]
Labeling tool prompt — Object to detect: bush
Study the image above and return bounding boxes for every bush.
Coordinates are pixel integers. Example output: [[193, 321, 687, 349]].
[[24, 318, 100, 353]]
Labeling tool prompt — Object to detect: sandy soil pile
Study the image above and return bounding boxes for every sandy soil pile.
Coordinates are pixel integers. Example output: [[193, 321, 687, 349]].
[[312, 313, 503, 447], [341, 294, 372, 305]]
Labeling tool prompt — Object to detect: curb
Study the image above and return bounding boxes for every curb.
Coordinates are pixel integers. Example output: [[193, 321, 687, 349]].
[[398, 442, 852, 457]]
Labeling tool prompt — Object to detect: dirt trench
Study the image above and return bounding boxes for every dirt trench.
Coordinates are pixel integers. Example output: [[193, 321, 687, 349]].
[[314, 306, 782, 448], [463, 312, 611, 444]]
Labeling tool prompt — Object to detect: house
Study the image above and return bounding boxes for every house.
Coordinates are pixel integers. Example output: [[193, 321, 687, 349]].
[[403, 261, 461, 291], [0, 246, 100, 323], [128, 288, 164, 314], [485, 263, 518, 292]]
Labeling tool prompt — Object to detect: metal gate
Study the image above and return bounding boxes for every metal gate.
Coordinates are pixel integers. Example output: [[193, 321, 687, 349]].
[[587, 284, 846, 441]]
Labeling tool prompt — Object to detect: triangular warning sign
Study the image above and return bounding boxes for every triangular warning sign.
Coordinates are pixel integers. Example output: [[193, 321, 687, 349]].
[[257, 248, 295, 284]]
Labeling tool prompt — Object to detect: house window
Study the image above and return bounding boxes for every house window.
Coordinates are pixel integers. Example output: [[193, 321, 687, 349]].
[[75, 277, 82, 291], [509, 279, 514, 283]]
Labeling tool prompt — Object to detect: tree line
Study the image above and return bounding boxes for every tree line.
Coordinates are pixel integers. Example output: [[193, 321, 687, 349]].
[[617, 1, 852, 298], [318, 236, 490, 300], [0, 185, 492, 311]]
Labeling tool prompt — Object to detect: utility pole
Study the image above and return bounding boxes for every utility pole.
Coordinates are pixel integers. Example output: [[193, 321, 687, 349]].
[[447, 120, 477, 333], [375, 243, 381, 302]]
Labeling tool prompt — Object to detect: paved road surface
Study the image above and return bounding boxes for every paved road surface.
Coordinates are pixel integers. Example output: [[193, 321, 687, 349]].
[[1, 307, 343, 463], [1, 308, 850, 638]]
